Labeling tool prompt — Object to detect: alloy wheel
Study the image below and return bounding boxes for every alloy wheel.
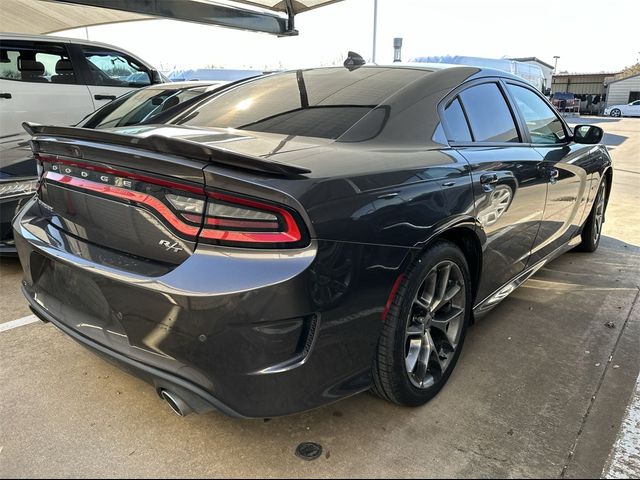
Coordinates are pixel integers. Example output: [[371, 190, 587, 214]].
[[404, 260, 466, 389]]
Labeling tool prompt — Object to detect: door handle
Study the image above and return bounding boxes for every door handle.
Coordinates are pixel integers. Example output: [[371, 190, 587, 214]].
[[94, 94, 117, 101], [549, 168, 560, 184], [0, 93, 12, 99]]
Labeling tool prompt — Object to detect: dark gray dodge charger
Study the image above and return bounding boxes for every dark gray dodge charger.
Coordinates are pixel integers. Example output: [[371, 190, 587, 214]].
[[14, 64, 612, 418]]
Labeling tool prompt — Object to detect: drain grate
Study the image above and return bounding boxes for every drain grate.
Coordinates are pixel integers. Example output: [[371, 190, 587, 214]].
[[295, 442, 323, 461]]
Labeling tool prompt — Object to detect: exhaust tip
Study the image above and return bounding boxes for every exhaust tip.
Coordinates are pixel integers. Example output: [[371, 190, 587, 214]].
[[160, 390, 193, 417]]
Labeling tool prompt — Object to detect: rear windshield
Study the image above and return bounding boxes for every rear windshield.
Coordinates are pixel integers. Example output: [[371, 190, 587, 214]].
[[173, 67, 427, 139]]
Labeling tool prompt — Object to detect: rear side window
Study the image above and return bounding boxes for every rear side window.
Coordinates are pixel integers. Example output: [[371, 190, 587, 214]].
[[507, 84, 566, 144], [0, 41, 76, 84], [80, 47, 150, 87], [459, 83, 519, 143], [174, 67, 427, 140], [443, 98, 472, 142]]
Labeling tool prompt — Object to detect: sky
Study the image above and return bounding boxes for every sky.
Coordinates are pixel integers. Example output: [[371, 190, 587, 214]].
[[55, 0, 640, 74]]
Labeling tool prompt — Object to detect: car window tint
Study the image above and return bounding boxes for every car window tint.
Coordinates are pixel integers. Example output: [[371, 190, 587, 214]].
[[80, 47, 150, 87], [175, 68, 427, 140], [443, 97, 472, 142], [459, 83, 519, 143], [0, 41, 75, 84], [507, 84, 566, 144]]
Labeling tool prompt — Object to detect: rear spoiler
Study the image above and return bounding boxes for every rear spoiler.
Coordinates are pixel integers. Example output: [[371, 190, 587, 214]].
[[23, 122, 311, 177]]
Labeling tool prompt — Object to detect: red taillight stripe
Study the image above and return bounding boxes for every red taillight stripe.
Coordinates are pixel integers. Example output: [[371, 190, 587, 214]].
[[44, 171, 303, 245], [45, 171, 201, 237], [38, 154, 204, 195], [382, 274, 405, 321], [207, 191, 302, 243]]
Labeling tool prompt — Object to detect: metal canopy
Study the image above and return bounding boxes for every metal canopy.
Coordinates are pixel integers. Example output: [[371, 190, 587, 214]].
[[0, 0, 344, 36]]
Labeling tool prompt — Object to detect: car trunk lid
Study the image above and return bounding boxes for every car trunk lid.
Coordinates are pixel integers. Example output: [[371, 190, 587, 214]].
[[27, 124, 313, 265]]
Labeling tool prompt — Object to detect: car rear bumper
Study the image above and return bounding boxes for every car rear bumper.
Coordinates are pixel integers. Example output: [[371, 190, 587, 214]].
[[25, 293, 245, 417], [14, 197, 410, 417]]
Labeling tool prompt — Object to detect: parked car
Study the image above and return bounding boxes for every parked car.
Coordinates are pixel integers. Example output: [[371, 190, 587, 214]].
[[0, 81, 227, 254], [14, 65, 612, 419], [0, 33, 168, 137], [604, 100, 640, 117]]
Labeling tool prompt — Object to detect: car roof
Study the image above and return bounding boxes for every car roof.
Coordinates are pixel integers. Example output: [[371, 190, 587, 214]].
[[283, 63, 526, 84], [1, 31, 123, 48], [375, 62, 526, 83]]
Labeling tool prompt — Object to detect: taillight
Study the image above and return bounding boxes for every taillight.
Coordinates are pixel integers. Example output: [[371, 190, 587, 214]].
[[37, 154, 308, 249], [167, 190, 305, 247]]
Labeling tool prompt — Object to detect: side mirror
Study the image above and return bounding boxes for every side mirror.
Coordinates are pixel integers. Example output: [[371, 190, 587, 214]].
[[150, 69, 163, 84], [573, 124, 603, 145]]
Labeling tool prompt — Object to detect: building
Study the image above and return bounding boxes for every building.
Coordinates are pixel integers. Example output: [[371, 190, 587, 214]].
[[509, 57, 554, 91], [605, 73, 640, 107], [551, 72, 619, 114]]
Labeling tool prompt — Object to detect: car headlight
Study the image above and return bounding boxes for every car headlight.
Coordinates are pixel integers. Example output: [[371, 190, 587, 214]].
[[0, 179, 38, 199]]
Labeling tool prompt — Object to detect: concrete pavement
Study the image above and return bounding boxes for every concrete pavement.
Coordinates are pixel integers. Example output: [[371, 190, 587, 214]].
[[0, 117, 638, 478]]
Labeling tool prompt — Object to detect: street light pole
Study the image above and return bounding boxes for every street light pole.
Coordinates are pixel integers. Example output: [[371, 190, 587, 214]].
[[372, 0, 378, 63], [553, 55, 560, 73]]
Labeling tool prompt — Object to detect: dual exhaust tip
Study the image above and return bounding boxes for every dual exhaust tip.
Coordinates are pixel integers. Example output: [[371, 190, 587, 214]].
[[160, 389, 194, 417]]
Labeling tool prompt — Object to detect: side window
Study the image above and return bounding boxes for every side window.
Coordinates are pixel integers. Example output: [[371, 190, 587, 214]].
[[443, 97, 472, 142], [459, 83, 520, 143], [80, 47, 150, 87], [0, 41, 76, 84], [507, 84, 567, 144]]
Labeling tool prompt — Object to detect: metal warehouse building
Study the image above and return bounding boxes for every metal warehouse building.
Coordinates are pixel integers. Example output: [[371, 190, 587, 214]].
[[606, 73, 640, 107], [552, 72, 618, 114]]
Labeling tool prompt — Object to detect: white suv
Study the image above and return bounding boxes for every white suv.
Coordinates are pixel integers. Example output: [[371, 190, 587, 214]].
[[0, 33, 167, 137]]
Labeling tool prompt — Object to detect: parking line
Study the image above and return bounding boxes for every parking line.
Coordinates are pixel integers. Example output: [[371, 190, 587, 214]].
[[0, 315, 39, 333], [604, 372, 640, 479]]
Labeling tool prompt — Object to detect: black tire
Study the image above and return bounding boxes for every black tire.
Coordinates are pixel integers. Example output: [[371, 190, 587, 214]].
[[371, 240, 472, 407], [610, 109, 621, 117], [575, 177, 607, 252]]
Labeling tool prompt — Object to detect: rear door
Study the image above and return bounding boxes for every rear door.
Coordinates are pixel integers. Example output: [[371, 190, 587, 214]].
[[70, 44, 152, 110], [443, 80, 548, 303], [0, 40, 94, 137], [504, 81, 591, 265]]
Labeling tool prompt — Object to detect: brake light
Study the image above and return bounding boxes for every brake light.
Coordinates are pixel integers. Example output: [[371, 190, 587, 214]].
[[38, 155, 307, 248], [167, 191, 304, 246]]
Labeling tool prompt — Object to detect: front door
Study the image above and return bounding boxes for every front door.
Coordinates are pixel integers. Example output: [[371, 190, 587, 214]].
[[503, 82, 591, 264], [72, 45, 152, 110]]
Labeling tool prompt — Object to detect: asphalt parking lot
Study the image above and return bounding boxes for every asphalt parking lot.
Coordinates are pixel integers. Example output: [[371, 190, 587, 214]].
[[1, 117, 639, 478]]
